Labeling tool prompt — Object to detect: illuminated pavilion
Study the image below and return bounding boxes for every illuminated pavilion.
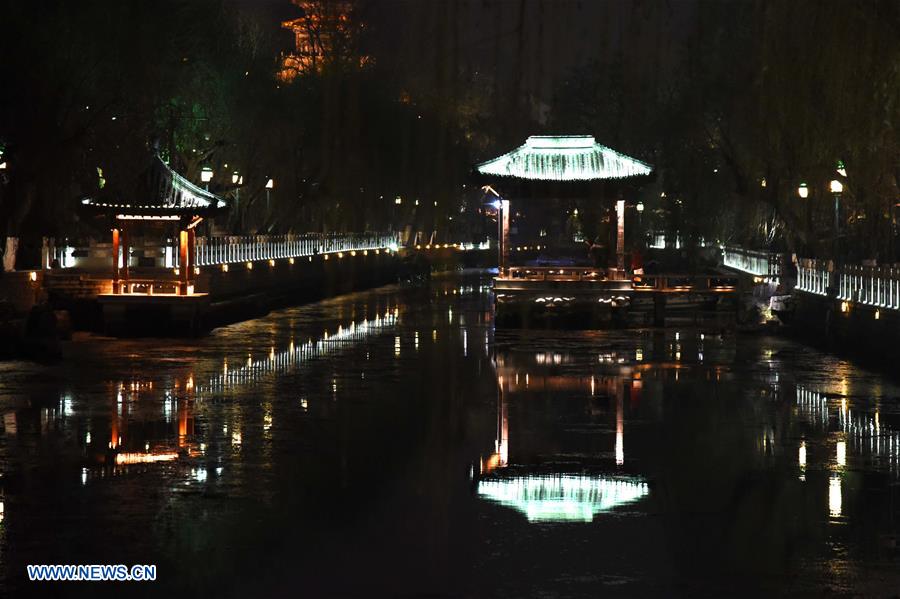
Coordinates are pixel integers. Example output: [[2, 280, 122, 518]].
[[475, 135, 652, 279], [81, 155, 227, 296]]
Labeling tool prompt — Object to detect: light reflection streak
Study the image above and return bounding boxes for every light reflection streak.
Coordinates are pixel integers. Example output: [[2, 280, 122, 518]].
[[115, 451, 179, 465], [829, 475, 842, 518], [795, 386, 900, 472], [194, 311, 398, 397], [615, 385, 624, 466]]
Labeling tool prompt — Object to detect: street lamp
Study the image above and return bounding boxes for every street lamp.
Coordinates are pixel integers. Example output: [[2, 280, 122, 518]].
[[798, 182, 809, 199], [231, 172, 242, 230], [265, 178, 274, 218], [830, 179, 843, 259], [636, 202, 645, 244], [201, 167, 214, 190]]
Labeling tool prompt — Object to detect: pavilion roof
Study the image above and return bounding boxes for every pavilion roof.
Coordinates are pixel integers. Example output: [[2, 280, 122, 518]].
[[81, 155, 227, 218], [476, 135, 652, 182]]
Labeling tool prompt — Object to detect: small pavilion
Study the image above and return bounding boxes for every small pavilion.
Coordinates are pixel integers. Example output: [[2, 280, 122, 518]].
[[81, 155, 226, 295], [475, 135, 652, 280]]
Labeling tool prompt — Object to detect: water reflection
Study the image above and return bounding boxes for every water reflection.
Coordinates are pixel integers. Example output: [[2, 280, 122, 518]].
[[477, 475, 649, 522], [61, 305, 403, 490], [5, 277, 900, 595], [829, 475, 843, 519], [795, 385, 900, 473], [477, 347, 649, 522]]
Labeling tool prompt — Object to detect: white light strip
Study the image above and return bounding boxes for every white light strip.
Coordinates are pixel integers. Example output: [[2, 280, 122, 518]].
[[115, 214, 181, 221]]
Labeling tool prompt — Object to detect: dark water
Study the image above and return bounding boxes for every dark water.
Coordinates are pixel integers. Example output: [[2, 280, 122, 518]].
[[2, 273, 900, 597]]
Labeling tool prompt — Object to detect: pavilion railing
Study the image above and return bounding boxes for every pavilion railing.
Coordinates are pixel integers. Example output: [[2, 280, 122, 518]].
[[194, 232, 399, 266], [721, 246, 783, 280], [796, 259, 900, 310]]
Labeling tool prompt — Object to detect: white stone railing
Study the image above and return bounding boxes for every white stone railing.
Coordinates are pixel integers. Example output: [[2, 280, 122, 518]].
[[796, 259, 900, 309], [194, 232, 398, 266], [796, 259, 831, 296], [721, 246, 782, 280], [836, 264, 900, 309]]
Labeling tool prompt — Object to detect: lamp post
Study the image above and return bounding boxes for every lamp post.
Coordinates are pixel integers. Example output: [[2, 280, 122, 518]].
[[265, 178, 274, 220], [830, 179, 843, 260], [636, 201, 644, 243], [232, 172, 242, 230], [797, 182, 809, 199]]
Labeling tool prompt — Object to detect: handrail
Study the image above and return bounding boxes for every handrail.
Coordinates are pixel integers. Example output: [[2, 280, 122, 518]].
[[721, 246, 783, 279], [194, 232, 398, 266], [504, 267, 605, 282], [796, 259, 900, 310]]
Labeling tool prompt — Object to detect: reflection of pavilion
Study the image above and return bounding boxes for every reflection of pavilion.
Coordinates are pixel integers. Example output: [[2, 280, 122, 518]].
[[82, 303, 399, 475], [476, 351, 648, 521], [478, 474, 649, 523]]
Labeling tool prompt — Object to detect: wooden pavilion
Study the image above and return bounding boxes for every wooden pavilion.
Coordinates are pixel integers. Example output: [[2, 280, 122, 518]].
[[476, 135, 652, 280], [81, 155, 226, 296]]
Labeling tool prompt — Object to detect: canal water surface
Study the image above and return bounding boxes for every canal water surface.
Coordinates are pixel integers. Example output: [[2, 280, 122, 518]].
[[2, 273, 900, 597]]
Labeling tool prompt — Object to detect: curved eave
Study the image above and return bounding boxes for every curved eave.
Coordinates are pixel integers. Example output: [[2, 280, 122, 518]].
[[475, 138, 653, 182], [79, 198, 226, 218]]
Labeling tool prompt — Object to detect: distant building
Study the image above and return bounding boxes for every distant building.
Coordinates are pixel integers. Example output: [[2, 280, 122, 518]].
[[278, 0, 368, 81]]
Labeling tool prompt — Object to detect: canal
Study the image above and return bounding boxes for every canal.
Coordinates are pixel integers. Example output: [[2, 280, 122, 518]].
[[2, 272, 900, 597]]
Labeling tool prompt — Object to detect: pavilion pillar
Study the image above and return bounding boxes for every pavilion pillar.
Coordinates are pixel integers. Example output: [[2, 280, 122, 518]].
[[179, 229, 189, 295], [111, 227, 121, 294], [121, 225, 130, 292], [615, 199, 625, 279], [187, 227, 196, 277], [498, 199, 510, 275]]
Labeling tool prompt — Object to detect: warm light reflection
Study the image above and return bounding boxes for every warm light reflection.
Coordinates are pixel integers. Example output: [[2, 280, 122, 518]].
[[477, 475, 649, 522], [829, 475, 842, 518], [615, 387, 624, 466], [799, 441, 807, 469], [836, 440, 846, 467], [115, 451, 178, 465]]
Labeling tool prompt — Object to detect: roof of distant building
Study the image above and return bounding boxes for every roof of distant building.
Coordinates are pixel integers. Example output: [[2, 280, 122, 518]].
[[476, 135, 652, 181]]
